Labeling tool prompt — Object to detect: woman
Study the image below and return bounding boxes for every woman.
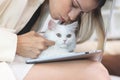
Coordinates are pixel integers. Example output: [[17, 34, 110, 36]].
[[0, 0, 110, 80]]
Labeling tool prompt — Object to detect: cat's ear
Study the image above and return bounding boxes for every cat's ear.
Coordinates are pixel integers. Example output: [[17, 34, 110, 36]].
[[48, 20, 56, 30], [68, 21, 78, 32]]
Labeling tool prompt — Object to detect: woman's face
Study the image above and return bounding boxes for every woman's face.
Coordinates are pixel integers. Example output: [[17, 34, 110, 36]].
[[49, 0, 98, 23]]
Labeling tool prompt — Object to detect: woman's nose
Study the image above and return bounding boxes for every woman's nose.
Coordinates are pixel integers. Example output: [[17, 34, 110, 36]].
[[68, 8, 81, 21]]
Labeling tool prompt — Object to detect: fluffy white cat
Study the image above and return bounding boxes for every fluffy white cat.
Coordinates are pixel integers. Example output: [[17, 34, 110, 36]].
[[39, 20, 78, 58]]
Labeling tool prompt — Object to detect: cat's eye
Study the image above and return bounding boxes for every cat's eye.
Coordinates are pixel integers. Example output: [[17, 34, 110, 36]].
[[67, 34, 72, 38], [56, 33, 61, 37]]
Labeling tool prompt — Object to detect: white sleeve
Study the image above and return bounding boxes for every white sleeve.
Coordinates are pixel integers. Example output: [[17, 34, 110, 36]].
[[0, 62, 16, 80], [0, 29, 17, 62]]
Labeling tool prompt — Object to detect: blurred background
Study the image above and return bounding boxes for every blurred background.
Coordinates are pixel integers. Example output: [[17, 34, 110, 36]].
[[102, 0, 120, 40], [102, 0, 120, 80]]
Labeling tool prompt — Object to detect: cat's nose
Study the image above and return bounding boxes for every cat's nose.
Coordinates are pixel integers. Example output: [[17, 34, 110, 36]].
[[64, 40, 67, 43]]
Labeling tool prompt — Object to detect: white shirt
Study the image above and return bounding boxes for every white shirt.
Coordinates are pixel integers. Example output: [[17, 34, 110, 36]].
[[0, 0, 45, 79]]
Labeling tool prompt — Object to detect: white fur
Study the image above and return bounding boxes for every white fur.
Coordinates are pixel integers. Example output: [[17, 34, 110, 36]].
[[39, 20, 78, 58]]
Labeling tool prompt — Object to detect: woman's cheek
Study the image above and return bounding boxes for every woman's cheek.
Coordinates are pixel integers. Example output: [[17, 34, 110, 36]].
[[50, 10, 59, 20], [68, 8, 81, 21]]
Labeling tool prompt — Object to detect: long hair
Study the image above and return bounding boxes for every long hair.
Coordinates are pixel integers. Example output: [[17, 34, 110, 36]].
[[76, 0, 106, 50]]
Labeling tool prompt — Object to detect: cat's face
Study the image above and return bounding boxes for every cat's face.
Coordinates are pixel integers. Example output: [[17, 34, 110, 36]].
[[45, 20, 78, 48]]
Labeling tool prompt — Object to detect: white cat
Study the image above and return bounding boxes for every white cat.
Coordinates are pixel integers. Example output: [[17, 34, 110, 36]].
[[39, 20, 78, 58]]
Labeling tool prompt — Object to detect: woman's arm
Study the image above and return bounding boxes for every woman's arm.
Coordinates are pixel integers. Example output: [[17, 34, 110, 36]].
[[0, 0, 46, 62]]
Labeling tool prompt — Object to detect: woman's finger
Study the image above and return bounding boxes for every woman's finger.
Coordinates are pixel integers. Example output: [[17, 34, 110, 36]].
[[45, 40, 55, 46]]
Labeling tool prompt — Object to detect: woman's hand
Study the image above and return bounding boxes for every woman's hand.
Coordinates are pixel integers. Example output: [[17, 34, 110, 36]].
[[16, 31, 55, 58]]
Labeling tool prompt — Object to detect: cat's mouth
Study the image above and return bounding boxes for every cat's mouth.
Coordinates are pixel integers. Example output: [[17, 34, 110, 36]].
[[63, 42, 67, 45], [60, 44, 67, 48]]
